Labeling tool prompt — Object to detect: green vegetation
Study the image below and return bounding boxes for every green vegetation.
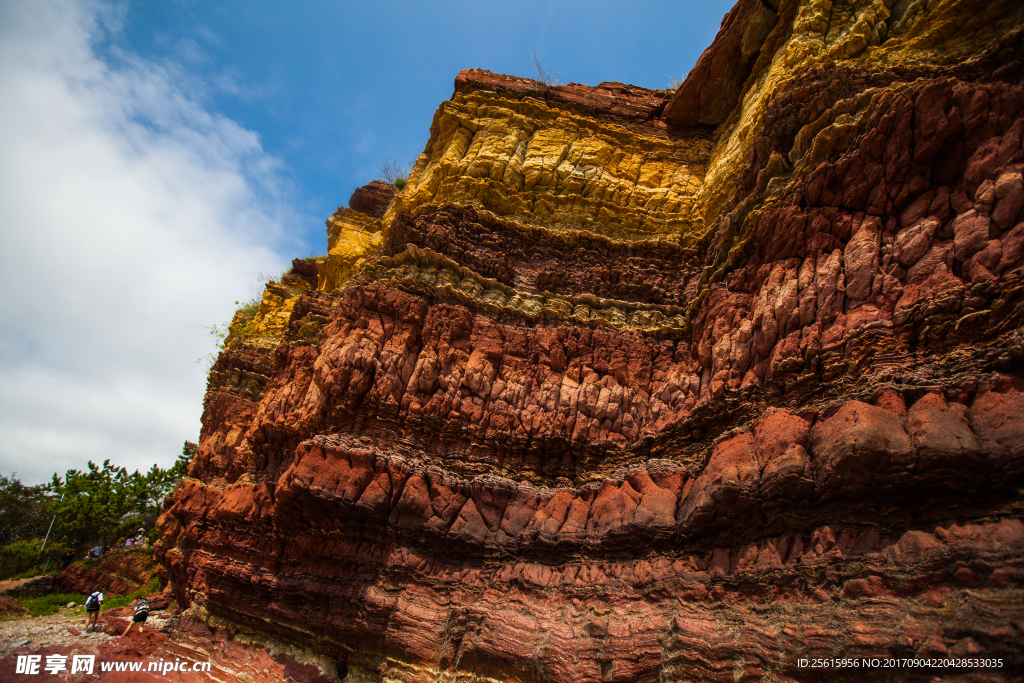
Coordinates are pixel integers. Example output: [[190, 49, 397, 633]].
[[22, 592, 81, 617], [17, 591, 85, 617], [13, 547, 162, 617], [0, 476, 51, 544], [102, 575, 161, 611], [0, 539, 69, 579], [380, 155, 414, 189], [48, 453, 189, 549], [197, 320, 231, 369], [231, 272, 271, 328], [0, 442, 194, 580], [17, 575, 161, 617], [14, 566, 58, 580], [199, 270, 278, 365], [234, 300, 259, 318], [203, 261, 318, 360]]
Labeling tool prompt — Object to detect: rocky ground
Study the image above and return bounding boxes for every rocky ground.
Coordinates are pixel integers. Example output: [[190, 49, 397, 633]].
[[0, 605, 175, 657], [0, 602, 337, 682]]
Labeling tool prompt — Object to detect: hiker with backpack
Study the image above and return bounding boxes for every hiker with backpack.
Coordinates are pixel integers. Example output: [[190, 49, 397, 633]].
[[83, 587, 103, 633], [119, 597, 149, 638]]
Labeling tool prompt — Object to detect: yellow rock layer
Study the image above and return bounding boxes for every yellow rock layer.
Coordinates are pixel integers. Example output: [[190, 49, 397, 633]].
[[383, 93, 712, 243], [269, 0, 1024, 335], [698, 0, 1024, 233], [224, 276, 310, 350], [364, 244, 689, 337], [320, 207, 382, 293]]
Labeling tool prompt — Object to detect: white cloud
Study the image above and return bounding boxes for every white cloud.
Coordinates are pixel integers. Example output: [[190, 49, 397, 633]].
[[0, 0, 299, 484]]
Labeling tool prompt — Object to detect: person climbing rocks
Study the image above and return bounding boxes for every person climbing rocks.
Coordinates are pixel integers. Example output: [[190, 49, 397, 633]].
[[119, 597, 149, 639], [83, 587, 103, 633], [61, 549, 74, 569]]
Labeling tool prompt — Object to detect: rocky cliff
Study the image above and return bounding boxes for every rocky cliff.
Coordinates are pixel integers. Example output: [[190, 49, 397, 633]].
[[157, 0, 1024, 680]]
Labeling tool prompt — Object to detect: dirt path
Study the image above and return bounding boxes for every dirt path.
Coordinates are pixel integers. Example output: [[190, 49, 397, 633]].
[[0, 577, 37, 592]]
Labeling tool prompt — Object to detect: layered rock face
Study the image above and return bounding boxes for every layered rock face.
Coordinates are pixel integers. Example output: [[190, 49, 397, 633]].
[[57, 550, 157, 596], [158, 0, 1024, 680]]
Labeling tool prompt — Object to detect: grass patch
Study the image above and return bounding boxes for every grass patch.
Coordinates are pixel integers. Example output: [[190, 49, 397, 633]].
[[0, 539, 71, 581], [380, 155, 414, 188], [12, 567, 58, 580], [18, 592, 84, 617], [16, 570, 160, 617], [103, 576, 161, 611]]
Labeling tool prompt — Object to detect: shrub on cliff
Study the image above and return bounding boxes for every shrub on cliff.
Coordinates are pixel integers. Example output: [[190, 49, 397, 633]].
[[286, 255, 326, 277], [379, 155, 413, 190]]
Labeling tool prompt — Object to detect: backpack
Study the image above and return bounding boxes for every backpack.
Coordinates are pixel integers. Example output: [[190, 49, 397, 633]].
[[85, 592, 100, 610], [134, 598, 149, 617]]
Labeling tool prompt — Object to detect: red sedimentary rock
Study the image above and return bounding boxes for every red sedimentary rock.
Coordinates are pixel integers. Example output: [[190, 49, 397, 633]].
[[348, 180, 396, 219], [663, 0, 779, 127], [57, 551, 156, 596], [454, 69, 675, 126], [0, 595, 26, 615], [154, 1, 1024, 681]]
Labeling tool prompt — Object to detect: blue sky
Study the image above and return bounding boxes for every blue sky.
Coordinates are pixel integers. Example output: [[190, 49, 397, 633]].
[[0, 0, 734, 485], [104, 0, 734, 253]]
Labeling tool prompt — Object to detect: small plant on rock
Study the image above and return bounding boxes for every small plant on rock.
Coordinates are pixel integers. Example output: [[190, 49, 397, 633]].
[[530, 51, 562, 87], [380, 155, 414, 189]]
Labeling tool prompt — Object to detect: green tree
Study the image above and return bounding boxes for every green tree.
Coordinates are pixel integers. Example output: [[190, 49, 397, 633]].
[[0, 442, 196, 578], [139, 440, 193, 525], [0, 475, 54, 544], [47, 441, 195, 547], [49, 460, 139, 547]]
